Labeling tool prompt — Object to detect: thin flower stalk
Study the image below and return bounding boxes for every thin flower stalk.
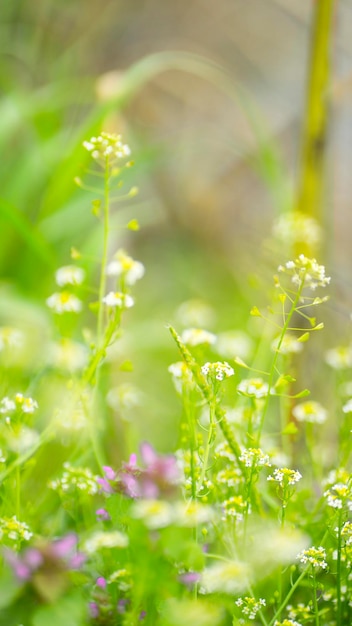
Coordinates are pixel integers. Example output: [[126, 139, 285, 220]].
[[256, 280, 305, 446]]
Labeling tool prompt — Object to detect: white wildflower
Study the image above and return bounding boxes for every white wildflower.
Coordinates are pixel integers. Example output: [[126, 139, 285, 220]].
[[325, 345, 352, 370], [55, 265, 85, 287], [237, 378, 269, 398], [84, 530, 128, 553], [277, 255, 330, 291], [83, 133, 131, 162], [297, 546, 327, 569], [0, 327, 24, 351], [292, 401, 327, 424], [46, 291, 82, 314], [239, 448, 271, 468], [201, 361, 234, 381], [267, 468, 302, 487], [131, 500, 175, 529], [181, 328, 216, 347], [102, 292, 134, 308], [106, 249, 145, 285]]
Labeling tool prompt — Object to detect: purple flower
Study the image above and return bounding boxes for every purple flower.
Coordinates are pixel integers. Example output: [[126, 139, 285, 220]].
[[96, 576, 107, 589], [4, 533, 86, 602], [89, 602, 100, 619], [96, 508, 111, 521], [138, 442, 180, 498], [179, 571, 201, 588], [117, 598, 129, 614], [96, 444, 180, 500]]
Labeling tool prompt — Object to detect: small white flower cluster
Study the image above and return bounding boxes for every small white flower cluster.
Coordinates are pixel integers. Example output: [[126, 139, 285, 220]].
[[181, 328, 216, 347], [201, 361, 234, 381], [267, 468, 302, 487], [297, 546, 328, 569], [277, 255, 330, 291], [55, 265, 85, 287], [84, 530, 129, 553], [131, 500, 215, 530], [237, 378, 269, 398], [0, 394, 38, 421], [215, 441, 237, 462], [102, 292, 134, 309], [272, 211, 322, 247], [0, 327, 24, 351], [239, 447, 271, 469], [83, 133, 131, 162], [47, 265, 85, 314], [235, 596, 266, 620], [200, 560, 249, 595], [292, 401, 327, 424], [342, 398, 352, 414], [48, 338, 88, 372], [46, 291, 82, 314], [287, 604, 313, 622], [217, 467, 242, 488], [341, 521, 352, 545], [0, 516, 32, 543], [106, 249, 145, 286], [323, 468, 350, 488], [168, 361, 194, 393], [324, 482, 352, 511], [325, 345, 352, 370], [49, 463, 99, 496], [222, 495, 247, 521]]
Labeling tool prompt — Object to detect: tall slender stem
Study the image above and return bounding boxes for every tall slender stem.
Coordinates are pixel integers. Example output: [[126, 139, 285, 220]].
[[312, 572, 320, 626], [198, 398, 215, 493], [268, 566, 309, 626], [257, 285, 303, 445], [336, 510, 343, 626], [97, 157, 110, 346]]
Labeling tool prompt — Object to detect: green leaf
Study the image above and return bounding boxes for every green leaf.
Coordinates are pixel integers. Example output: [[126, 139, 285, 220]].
[[282, 422, 299, 435], [293, 388, 310, 398], [127, 218, 140, 231], [297, 332, 310, 343], [250, 306, 261, 317], [119, 359, 134, 372]]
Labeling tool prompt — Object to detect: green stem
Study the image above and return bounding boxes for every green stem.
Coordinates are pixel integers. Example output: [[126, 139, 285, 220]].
[[277, 500, 287, 621], [268, 566, 309, 626], [312, 572, 320, 626], [336, 510, 343, 626], [198, 398, 216, 493], [257, 285, 303, 445], [97, 157, 110, 346], [15, 465, 20, 518], [183, 388, 197, 502]]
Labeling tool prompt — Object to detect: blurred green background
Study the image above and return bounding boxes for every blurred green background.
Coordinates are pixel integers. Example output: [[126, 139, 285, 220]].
[[1, 0, 352, 449]]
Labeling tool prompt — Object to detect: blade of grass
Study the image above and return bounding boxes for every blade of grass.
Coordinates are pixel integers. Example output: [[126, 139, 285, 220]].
[[0, 196, 56, 268], [296, 0, 336, 255]]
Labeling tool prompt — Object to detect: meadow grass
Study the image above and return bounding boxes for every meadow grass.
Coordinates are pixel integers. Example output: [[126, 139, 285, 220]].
[[0, 4, 350, 625]]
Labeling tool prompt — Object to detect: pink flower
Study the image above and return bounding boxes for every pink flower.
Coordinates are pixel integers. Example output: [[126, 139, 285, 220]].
[[4, 533, 86, 602], [96, 444, 180, 500]]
